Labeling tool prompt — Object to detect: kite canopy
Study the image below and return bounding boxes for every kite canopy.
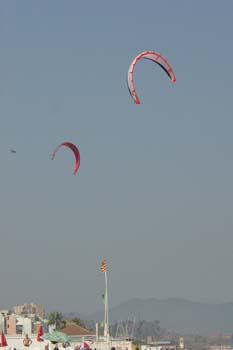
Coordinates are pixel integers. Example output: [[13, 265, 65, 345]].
[[51, 142, 80, 175], [127, 50, 176, 104]]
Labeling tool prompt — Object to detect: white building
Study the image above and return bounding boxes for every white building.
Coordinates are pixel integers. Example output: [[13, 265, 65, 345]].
[[16, 316, 32, 335], [0, 314, 5, 333]]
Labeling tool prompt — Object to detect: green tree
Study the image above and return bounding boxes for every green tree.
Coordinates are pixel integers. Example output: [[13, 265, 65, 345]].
[[47, 311, 65, 330], [71, 317, 85, 328]]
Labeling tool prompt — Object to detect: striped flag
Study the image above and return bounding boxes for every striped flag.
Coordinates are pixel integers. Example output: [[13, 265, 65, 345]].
[[101, 259, 107, 272]]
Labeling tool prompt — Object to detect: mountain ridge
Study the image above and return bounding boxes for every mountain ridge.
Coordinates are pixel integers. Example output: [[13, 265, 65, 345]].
[[82, 297, 233, 334]]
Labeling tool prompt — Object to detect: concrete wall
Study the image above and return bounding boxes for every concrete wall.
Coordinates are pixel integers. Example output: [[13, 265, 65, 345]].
[[4, 336, 132, 350]]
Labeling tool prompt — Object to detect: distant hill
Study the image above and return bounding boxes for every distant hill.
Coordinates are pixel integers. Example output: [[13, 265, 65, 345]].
[[86, 297, 233, 334]]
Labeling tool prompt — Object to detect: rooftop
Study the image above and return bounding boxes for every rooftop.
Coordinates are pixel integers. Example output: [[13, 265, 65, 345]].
[[62, 323, 95, 336]]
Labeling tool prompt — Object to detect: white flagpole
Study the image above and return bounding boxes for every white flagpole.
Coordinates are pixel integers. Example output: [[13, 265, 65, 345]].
[[104, 270, 109, 338], [101, 259, 109, 349], [104, 269, 109, 349], [96, 322, 99, 342]]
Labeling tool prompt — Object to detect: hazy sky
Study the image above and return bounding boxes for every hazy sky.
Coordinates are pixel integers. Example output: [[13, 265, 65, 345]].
[[1, 0, 233, 316]]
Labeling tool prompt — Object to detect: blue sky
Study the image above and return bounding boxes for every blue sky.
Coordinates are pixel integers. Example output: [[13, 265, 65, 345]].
[[0, 0, 233, 315]]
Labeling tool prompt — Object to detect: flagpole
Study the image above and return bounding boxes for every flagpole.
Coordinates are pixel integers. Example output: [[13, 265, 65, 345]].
[[104, 269, 109, 343], [101, 259, 109, 350]]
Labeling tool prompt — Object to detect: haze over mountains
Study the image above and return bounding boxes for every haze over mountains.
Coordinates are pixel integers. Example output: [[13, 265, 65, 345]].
[[82, 298, 233, 334]]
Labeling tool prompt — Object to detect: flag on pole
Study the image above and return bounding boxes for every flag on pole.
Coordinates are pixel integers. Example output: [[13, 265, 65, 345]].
[[1, 331, 8, 347], [101, 259, 107, 272]]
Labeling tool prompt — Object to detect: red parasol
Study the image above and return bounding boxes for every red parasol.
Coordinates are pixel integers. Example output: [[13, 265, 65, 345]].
[[37, 325, 44, 342], [1, 331, 8, 347]]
